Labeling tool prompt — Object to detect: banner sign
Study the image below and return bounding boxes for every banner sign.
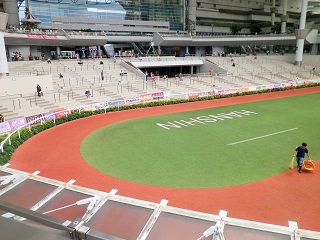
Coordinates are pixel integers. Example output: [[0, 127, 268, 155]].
[[188, 93, 201, 99], [93, 102, 108, 110], [0, 122, 11, 134], [139, 94, 153, 102], [55, 109, 69, 119], [229, 88, 243, 94], [126, 97, 140, 105], [7, 118, 28, 131], [26, 114, 44, 125], [152, 92, 164, 100], [243, 88, 249, 92], [108, 99, 126, 108], [43, 112, 56, 121], [42, 35, 58, 39], [26, 34, 43, 39], [217, 89, 230, 95], [199, 92, 209, 97]]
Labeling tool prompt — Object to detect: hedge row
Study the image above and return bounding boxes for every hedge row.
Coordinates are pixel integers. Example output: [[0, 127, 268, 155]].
[[0, 83, 319, 165]]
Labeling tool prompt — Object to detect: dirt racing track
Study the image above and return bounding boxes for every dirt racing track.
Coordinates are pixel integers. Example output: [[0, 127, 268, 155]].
[[9, 87, 320, 232]]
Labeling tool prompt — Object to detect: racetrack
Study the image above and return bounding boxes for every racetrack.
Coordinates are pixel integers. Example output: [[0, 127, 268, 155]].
[[80, 93, 319, 188], [9, 86, 320, 231]]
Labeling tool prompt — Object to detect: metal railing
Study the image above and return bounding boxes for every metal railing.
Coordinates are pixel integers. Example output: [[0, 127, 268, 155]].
[[0, 109, 69, 152]]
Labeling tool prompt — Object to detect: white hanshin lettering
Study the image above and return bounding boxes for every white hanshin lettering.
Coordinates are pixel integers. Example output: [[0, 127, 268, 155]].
[[235, 110, 258, 116], [173, 121, 189, 127], [157, 110, 258, 130], [180, 118, 205, 126], [156, 122, 182, 130], [196, 116, 218, 123]]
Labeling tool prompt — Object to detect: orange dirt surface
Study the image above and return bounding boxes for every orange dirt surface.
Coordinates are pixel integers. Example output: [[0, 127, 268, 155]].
[[9, 87, 320, 231]]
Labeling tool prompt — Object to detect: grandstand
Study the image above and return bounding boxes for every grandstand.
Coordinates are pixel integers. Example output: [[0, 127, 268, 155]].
[[1, 54, 319, 121]]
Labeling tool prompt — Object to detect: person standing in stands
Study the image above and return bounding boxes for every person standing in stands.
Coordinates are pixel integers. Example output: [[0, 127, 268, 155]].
[[101, 70, 104, 80], [36, 84, 42, 97], [145, 71, 148, 81], [0, 114, 4, 123]]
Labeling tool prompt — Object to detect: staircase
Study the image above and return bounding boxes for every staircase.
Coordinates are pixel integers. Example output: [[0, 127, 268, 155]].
[[132, 42, 146, 56]]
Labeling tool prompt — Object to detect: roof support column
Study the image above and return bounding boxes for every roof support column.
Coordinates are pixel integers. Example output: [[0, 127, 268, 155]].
[[56, 46, 61, 60], [270, 0, 276, 26], [188, 0, 196, 36], [295, 0, 308, 66], [97, 45, 102, 58], [280, 0, 288, 33], [2, 0, 19, 26], [311, 44, 318, 55], [0, 13, 9, 76]]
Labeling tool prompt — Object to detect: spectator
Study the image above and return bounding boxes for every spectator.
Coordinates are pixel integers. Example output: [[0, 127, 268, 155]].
[[47, 58, 51, 63], [101, 70, 104, 80], [0, 114, 4, 123], [100, 60, 103, 65], [212, 84, 217, 94], [59, 73, 63, 79], [232, 62, 236, 67], [85, 90, 91, 98], [209, 68, 213, 76], [145, 71, 148, 81], [178, 72, 183, 80], [36, 84, 42, 97]]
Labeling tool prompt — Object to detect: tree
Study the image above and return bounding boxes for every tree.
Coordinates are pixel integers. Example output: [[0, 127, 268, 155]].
[[271, 23, 281, 34], [21, 7, 41, 30], [230, 24, 242, 35], [249, 24, 262, 34]]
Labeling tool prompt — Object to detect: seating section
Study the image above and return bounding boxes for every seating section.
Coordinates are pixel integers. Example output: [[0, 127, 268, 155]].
[[1, 55, 319, 120]]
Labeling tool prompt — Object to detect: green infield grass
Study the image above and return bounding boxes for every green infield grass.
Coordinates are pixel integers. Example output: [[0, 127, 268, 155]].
[[80, 93, 320, 188]]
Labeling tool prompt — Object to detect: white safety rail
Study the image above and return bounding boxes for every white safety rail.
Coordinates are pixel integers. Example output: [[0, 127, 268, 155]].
[[0, 109, 69, 152]]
